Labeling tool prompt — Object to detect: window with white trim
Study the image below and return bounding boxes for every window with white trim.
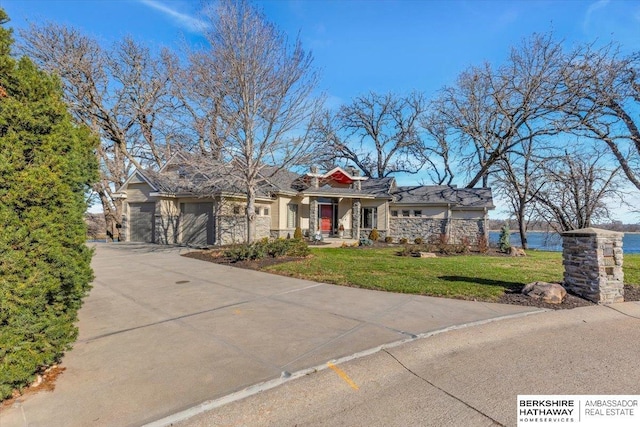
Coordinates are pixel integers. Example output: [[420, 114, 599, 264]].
[[287, 204, 298, 228], [362, 207, 377, 229]]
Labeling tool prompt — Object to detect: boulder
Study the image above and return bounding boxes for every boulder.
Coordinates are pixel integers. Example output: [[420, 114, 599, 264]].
[[419, 252, 437, 258], [522, 281, 567, 304], [510, 246, 526, 257]]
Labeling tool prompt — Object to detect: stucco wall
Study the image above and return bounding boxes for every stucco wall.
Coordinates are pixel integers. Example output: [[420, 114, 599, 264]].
[[125, 183, 154, 202], [155, 199, 179, 244]]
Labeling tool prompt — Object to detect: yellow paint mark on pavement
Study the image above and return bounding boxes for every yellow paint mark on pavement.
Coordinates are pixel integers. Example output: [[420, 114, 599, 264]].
[[327, 362, 359, 390]]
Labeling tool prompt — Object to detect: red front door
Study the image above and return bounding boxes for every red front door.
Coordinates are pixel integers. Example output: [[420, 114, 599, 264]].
[[320, 205, 333, 233]]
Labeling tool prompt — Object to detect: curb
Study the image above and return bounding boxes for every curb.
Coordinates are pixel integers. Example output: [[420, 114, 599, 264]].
[[143, 308, 547, 427]]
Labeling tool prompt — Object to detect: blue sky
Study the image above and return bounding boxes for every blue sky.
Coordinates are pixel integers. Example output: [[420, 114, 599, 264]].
[[2, 0, 639, 221]]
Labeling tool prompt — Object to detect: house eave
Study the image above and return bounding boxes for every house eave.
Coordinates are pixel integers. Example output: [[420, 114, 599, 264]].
[[300, 191, 380, 199]]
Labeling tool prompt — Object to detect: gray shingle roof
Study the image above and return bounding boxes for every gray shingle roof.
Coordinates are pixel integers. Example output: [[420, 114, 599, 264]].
[[391, 186, 494, 208], [123, 153, 493, 209]]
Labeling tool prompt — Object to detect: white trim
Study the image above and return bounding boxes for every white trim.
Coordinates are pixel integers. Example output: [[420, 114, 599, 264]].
[[306, 166, 369, 181], [114, 170, 159, 195]]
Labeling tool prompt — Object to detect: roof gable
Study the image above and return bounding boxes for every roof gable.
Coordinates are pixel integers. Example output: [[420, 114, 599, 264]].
[[115, 170, 159, 194]]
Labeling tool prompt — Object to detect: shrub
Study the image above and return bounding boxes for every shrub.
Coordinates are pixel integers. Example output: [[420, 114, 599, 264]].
[[399, 237, 408, 244], [498, 224, 511, 253], [0, 14, 99, 400], [414, 237, 424, 245], [266, 238, 289, 257], [384, 236, 393, 243], [397, 245, 417, 257], [477, 234, 489, 253], [285, 239, 311, 257], [368, 228, 379, 241], [293, 226, 303, 240], [224, 244, 258, 261], [224, 238, 310, 261], [459, 236, 471, 254], [359, 238, 374, 246]]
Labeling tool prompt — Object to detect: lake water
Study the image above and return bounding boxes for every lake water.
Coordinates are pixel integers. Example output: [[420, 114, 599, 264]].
[[488, 231, 640, 254]]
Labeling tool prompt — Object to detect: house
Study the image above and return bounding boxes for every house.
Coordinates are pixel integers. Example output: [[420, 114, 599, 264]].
[[114, 153, 494, 246]]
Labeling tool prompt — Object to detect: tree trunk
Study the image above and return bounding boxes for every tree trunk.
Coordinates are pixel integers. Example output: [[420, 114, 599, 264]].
[[245, 184, 256, 243], [98, 189, 122, 242], [518, 206, 528, 250]]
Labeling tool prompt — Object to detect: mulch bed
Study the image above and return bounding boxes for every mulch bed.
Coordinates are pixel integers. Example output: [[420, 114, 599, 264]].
[[184, 249, 640, 310], [0, 366, 65, 410]]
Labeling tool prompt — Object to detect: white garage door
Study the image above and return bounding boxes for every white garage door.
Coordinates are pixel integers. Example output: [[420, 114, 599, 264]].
[[181, 203, 214, 246]]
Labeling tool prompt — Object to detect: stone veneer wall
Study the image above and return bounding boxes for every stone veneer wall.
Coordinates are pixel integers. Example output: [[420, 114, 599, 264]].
[[358, 229, 388, 240], [389, 217, 485, 244], [351, 199, 361, 239], [562, 228, 624, 304], [256, 216, 270, 240], [448, 219, 485, 245], [309, 198, 318, 236], [217, 215, 271, 245]]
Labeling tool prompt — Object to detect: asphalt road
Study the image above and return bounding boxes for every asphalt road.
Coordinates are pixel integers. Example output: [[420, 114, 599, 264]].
[[168, 302, 640, 427]]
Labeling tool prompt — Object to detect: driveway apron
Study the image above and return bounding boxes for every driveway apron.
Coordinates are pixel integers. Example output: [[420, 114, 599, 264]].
[[0, 243, 541, 427]]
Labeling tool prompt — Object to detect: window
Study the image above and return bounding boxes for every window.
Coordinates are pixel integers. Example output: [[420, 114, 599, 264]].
[[264, 208, 270, 216], [391, 210, 398, 217], [402, 210, 410, 217], [255, 207, 261, 215], [233, 205, 241, 215], [362, 207, 377, 229], [413, 210, 422, 217], [287, 204, 298, 228]]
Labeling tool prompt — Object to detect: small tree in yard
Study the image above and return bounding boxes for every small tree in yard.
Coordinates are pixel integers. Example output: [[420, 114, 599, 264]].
[[498, 224, 511, 253], [0, 10, 98, 400], [189, 0, 322, 243]]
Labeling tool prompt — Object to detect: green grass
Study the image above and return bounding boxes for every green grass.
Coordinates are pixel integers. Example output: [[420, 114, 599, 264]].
[[265, 248, 640, 302]]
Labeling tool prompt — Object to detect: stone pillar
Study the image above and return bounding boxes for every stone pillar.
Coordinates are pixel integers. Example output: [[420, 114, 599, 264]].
[[352, 199, 361, 239], [309, 197, 318, 236], [562, 227, 624, 304], [310, 166, 319, 188]]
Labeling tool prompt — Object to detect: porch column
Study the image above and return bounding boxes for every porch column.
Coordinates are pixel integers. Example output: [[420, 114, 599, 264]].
[[352, 198, 361, 239], [309, 197, 318, 236]]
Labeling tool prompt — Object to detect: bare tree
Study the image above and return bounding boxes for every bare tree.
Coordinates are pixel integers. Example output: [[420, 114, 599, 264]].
[[429, 33, 573, 189], [314, 91, 428, 178], [195, 0, 322, 242], [20, 24, 175, 240], [492, 133, 551, 248], [560, 43, 640, 192], [420, 109, 456, 185], [163, 48, 227, 158], [532, 146, 623, 232]]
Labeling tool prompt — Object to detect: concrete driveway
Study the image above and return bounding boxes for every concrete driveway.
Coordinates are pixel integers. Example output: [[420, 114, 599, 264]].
[[1, 243, 541, 427]]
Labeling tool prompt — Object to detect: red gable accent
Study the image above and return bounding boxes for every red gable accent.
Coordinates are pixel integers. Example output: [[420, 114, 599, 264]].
[[328, 169, 353, 184]]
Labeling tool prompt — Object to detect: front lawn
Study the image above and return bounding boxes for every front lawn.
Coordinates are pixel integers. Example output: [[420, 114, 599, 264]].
[[265, 248, 640, 302]]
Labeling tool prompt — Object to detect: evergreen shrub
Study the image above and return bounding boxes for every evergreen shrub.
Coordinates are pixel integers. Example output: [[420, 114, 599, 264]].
[[0, 10, 98, 400]]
